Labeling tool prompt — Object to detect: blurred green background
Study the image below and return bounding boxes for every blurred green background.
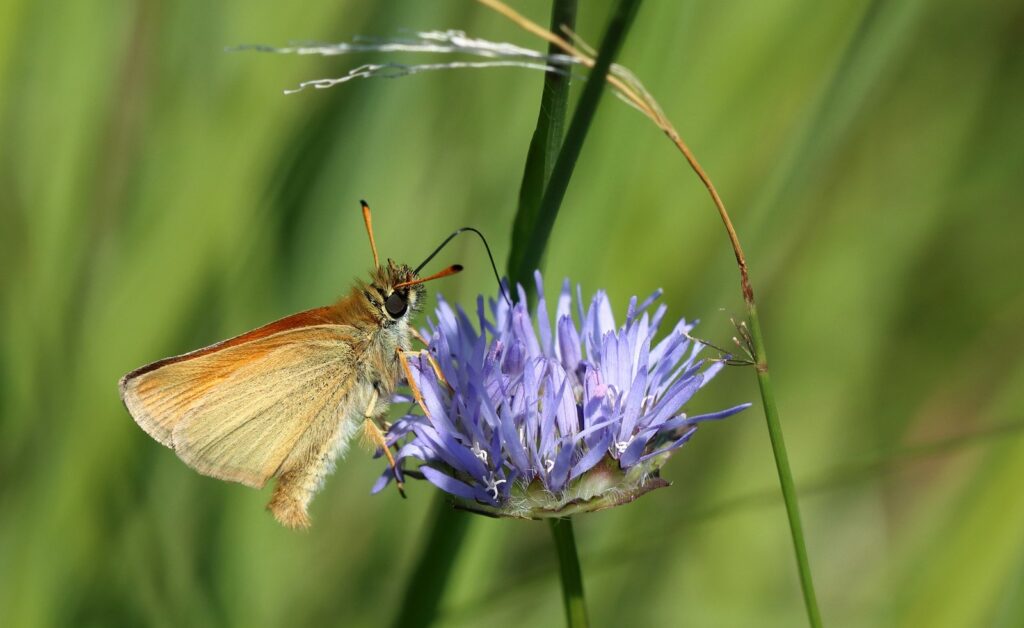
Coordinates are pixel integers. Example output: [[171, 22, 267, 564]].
[[2, 0, 1023, 626]]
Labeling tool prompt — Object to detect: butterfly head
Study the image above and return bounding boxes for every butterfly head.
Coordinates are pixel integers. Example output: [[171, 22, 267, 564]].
[[356, 201, 464, 326], [362, 260, 425, 324]]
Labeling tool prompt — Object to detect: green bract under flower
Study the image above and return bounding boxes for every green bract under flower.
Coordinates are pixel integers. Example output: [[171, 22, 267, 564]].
[[374, 272, 749, 518], [456, 455, 673, 520]]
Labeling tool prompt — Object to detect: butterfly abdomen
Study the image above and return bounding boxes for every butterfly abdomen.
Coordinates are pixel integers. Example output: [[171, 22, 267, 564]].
[[266, 374, 392, 529]]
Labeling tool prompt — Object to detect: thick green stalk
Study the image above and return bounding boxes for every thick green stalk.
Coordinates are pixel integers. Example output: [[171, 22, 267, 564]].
[[508, 0, 643, 301], [549, 518, 589, 628], [747, 303, 822, 627]]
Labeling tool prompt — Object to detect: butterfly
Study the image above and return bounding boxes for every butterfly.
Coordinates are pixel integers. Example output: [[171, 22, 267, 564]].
[[119, 201, 464, 529]]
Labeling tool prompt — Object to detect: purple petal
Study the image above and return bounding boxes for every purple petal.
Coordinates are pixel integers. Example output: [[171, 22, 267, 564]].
[[581, 367, 606, 427], [492, 395, 530, 475], [638, 426, 698, 462], [502, 340, 526, 374], [547, 415, 618, 492], [635, 288, 663, 320], [644, 377, 703, 429], [534, 270, 553, 355], [615, 331, 632, 394], [413, 362, 457, 433], [455, 304, 477, 347], [477, 295, 498, 338], [396, 441, 435, 461], [547, 439, 576, 491], [595, 291, 616, 335], [435, 298, 460, 346], [625, 295, 639, 323], [515, 283, 529, 306], [569, 432, 613, 481], [657, 403, 752, 433], [512, 307, 541, 358], [411, 404, 490, 480], [617, 348, 649, 441], [556, 278, 573, 324], [618, 431, 651, 467], [632, 316, 651, 373], [649, 303, 668, 335], [649, 328, 685, 372], [575, 283, 586, 334], [538, 369, 561, 455], [557, 315, 582, 376], [551, 366, 579, 438], [371, 470, 394, 494], [700, 359, 726, 383], [420, 466, 491, 502]]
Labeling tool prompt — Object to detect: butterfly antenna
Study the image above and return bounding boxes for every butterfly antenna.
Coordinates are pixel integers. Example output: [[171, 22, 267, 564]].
[[394, 264, 463, 290], [360, 200, 380, 269], [414, 227, 511, 305]]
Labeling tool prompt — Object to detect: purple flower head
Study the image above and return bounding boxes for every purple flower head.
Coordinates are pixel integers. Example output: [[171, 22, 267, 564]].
[[374, 271, 750, 518]]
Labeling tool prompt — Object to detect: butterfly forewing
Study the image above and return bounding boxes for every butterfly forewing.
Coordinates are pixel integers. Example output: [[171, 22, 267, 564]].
[[120, 318, 361, 488]]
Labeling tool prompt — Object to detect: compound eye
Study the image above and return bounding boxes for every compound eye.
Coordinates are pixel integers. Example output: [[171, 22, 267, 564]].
[[385, 292, 408, 318]]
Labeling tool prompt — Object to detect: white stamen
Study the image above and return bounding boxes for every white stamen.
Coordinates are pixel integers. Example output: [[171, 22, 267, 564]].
[[639, 394, 656, 413], [614, 437, 633, 454], [605, 384, 621, 411], [471, 442, 488, 463], [485, 475, 507, 500], [544, 459, 555, 473]]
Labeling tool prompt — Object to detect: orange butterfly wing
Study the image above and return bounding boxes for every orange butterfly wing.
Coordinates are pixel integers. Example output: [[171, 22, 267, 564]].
[[120, 307, 362, 488]]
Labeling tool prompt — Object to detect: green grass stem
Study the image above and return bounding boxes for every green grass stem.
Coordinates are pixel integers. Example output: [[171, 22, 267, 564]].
[[748, 304, 823, 627]]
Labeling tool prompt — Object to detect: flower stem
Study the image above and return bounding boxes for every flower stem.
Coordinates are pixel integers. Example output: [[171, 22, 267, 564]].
[[549, 518, 589, 628]]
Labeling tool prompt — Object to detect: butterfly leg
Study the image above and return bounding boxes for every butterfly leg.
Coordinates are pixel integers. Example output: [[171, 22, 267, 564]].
[[409, 329, 450, 387], [361, 389, 406, 498], [409, 327, 430, 347], [399, 341, 450, 390]]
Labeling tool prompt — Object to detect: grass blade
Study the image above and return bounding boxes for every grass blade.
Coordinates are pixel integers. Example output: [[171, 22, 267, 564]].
[[506, 0, 643, 300], [507, 0, 577, 285]]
